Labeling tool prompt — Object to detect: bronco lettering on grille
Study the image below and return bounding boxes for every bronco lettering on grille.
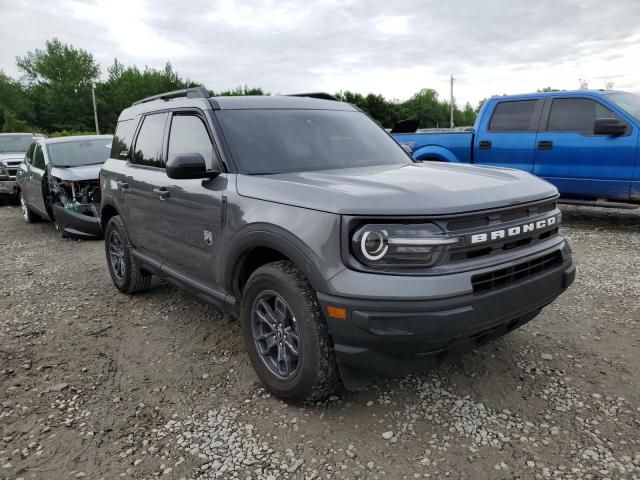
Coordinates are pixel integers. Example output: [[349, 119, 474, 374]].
[[469, 215, 559, 245]]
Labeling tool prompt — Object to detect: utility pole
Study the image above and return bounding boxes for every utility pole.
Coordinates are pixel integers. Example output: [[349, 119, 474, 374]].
[[91, 84, 100, 134], [450, 74, 455, 129]]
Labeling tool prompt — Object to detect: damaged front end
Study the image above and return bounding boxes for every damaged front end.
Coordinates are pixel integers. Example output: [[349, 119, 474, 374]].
[[49, 175, 103, 239]]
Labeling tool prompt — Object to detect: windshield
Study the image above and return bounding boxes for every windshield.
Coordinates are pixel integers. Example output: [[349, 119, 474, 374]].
[[0, 135, 38, 153], [216, 109, 412, 174], [607, 92, 640, 122], [47, 138, 112, 167]]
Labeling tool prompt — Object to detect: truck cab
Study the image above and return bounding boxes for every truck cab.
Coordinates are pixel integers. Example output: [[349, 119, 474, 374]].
[[394, 90, 640, 205]]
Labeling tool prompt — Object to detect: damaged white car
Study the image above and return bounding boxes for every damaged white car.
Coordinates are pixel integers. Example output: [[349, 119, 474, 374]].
[[16, 135, 113, 238]]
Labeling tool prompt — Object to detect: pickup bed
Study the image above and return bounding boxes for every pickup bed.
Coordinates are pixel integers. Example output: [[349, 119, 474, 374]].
[[393, 90, 640, 205]]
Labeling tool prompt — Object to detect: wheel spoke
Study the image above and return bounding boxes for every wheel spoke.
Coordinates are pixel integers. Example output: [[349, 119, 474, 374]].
[[255, 306, 276, 332], [284, 327, 299, 344], [273, 296, 287, 323], [276, 344, 292, 376], [284, 339, 299, 357]]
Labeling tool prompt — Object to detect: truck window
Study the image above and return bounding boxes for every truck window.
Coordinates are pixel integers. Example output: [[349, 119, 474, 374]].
[[547, 98, 614, 133], [111, 119, 136, 160], [167, 115, 216, 170], [489, 100, 538, 132], [131, 113, 168, 168]]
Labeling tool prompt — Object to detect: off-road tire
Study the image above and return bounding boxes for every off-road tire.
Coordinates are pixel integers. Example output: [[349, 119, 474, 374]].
[[20, 191, 38, 224], [104, 215, 152, 294], [240, 260, 341, 403]]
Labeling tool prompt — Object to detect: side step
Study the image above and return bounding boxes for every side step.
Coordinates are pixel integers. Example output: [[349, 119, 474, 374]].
[[559, 198, 639, 210]]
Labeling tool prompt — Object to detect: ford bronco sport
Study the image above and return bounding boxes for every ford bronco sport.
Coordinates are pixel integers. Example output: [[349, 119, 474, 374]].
[[100, 87, 575, 403]]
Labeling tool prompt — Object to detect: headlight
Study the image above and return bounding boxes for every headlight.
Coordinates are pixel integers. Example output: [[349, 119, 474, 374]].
[[351, 223, 460, 268]]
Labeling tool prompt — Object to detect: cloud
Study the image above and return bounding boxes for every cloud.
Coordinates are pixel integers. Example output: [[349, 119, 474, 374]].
[[1, 0, 639, 105]]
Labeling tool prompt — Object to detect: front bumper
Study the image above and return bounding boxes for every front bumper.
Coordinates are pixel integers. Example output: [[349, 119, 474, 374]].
[[318, 247, 574, 389], [52, 205, 103, 239], [0, 179, 17, 197]]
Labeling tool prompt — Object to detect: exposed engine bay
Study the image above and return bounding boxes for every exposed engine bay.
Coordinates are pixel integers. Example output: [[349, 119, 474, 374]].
[[48, 177, 101, 219]]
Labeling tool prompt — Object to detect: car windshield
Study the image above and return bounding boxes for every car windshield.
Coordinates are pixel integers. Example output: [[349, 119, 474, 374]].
[[216, 109, 412, 174], [0, 135, 38, 153], [47, 138, 112, 167], [607, 92, 640, 122]]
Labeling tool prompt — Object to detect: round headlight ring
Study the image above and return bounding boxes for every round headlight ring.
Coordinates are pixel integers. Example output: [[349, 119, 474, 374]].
[[360, 230, 388, 261]]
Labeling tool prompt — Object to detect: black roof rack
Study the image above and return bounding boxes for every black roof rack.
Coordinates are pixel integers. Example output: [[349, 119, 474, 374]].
[[132, 87, 210, 106], [287, 92, 340, 101]]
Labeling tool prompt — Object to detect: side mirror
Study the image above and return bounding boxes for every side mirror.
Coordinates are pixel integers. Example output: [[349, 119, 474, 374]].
[[594, 118, 627, 136], [166, 153, 219, 179]]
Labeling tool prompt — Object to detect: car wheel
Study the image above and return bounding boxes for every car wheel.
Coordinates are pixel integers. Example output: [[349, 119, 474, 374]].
[[104, 215, 152, 294], [20, 191, 38, 223], [240, 260, 341, 403]]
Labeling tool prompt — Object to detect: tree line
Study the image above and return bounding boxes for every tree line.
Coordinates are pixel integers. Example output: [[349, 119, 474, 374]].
[[0, 38, 477, 135]]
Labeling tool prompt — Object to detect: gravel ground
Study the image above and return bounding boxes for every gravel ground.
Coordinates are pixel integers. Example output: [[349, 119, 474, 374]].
[[0, 204, 639, 480]]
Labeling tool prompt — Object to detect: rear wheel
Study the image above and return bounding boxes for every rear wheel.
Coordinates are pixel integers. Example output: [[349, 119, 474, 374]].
[[20, 191, 38, 223], [240, 260, 341, 403], [104, 215, 151, 293]]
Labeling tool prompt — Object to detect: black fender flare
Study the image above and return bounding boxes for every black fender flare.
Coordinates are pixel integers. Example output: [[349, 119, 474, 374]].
[[224, 225, 329, 297]]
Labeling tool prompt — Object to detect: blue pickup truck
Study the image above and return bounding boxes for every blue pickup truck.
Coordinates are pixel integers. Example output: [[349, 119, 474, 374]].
[[393, 90, 640, 206]]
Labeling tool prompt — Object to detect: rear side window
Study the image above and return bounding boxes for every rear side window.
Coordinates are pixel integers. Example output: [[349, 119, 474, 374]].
[[131, 113, 168, 168], [168, 115, 216, 170], [33, 144, 45, 169], [489, 100, 538, 132], [547, 98, 615, 133], [111, 119, 136, 160]]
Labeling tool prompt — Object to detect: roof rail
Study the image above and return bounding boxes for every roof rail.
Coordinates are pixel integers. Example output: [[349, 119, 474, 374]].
[[132, 87, 210, 106], [288, 92, 340, 101]]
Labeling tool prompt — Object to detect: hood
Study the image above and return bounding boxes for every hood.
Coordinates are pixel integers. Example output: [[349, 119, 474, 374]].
[[0, 153, 26, 164], [236, 163, 558, 215], [49, 164, 102, 182]]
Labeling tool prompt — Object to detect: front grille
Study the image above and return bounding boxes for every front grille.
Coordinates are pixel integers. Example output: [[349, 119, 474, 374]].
[[7, 168, 17, 177], [471, 251, 562, 293]]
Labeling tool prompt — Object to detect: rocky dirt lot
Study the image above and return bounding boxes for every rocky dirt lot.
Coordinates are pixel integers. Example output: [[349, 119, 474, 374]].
[[0, 204, 639, 480]]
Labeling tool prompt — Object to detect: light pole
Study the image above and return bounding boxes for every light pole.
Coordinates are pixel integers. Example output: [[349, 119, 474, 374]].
[[91, 84, 100, 134], [450, 74, 455, 129]]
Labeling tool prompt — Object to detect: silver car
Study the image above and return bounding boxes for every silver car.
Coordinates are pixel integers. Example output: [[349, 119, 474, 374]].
[[16, 135, 113, 238], [0, 133, 46, 198]]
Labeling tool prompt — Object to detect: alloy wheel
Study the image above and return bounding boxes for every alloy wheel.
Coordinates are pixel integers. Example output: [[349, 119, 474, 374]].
[[108, 230, 126, 280], [251, 291, 302, 379]]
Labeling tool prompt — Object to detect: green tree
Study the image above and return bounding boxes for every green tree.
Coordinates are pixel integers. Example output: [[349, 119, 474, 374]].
[[16, 38, 100, 131], [0, 71, 36, 132]]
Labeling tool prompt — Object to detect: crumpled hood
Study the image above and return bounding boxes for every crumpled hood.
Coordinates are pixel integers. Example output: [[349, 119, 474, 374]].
[[236, 162, 558, 215], [49, 164, 102, 182], [0, 153, 26, 164]]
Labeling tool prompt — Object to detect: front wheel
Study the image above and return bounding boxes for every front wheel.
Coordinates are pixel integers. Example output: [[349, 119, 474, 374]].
[[240, 260, 341, 403], [104, 215, 151, 294], [20, 191, 37, 223]]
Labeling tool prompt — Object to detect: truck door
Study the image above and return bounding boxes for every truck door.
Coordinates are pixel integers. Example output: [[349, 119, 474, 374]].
[[126, 112, 170, 253], [533, 97, 637, 200], [474, 99, 543, 172], [160, 112, 226, 285]]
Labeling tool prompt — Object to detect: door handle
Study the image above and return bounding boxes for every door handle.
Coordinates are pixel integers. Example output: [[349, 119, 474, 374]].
[[152, 188, 170, 199], [479, 140, 492, 149], [537, 140, 553, 150], [116, 181, 129, 190]]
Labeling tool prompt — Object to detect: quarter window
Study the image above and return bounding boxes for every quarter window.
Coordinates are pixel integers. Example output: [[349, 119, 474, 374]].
[[489, 100, 538, 132], [33, 144, 45, 169], [168, 115, 216, 170], [131, 113, 168, 168], [111, 119, 136, 160], [547, 98, 616, 133]]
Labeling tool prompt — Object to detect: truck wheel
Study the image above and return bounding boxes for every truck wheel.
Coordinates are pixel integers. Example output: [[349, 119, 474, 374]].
[[20, 191, 38, 223], [240, 260, 341, 403], [104, 215, 151, 294]]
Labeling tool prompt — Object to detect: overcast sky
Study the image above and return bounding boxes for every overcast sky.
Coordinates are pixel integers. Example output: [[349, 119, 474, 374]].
[[1, 0, 639, 106]]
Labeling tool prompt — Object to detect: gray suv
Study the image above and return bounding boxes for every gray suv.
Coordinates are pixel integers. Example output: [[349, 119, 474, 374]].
[[100, 88, 575, 403]]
